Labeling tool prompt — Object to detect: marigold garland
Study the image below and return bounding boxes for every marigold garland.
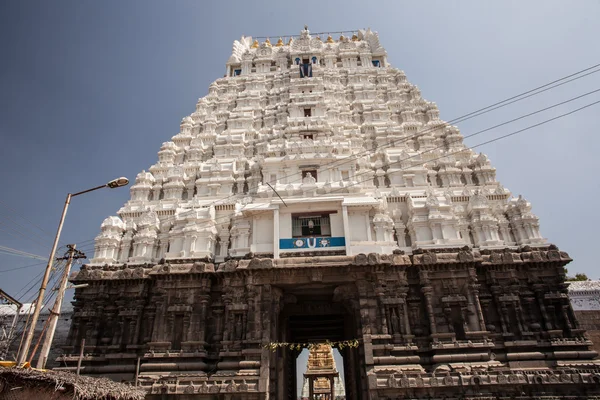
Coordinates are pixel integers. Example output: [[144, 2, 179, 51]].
[[264, 339, 360, 352]]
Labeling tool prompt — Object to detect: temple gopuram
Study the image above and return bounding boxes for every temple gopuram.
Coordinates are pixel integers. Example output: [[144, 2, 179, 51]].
[[57, 27, 600, 399], [300, 344, 345, 400]]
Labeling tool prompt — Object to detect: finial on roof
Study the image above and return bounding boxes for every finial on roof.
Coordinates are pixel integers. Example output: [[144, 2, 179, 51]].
[[304, 25, 308, 30], [251, 39, 259, 48], [276, 37, 284, 47], [264, 38, 272, 47], [352, 33, 359, 41], [287, 37, 293, 45], [326, 35, 334, 43], [339, 34, 345, 41]]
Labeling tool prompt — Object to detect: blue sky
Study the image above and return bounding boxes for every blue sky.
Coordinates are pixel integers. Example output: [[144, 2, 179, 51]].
[[0, 0, 599, 331]]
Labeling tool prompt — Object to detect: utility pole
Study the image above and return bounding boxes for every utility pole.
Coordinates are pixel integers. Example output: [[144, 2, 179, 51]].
[[36, 244, 85, 369], [16, 177, 128, 366]]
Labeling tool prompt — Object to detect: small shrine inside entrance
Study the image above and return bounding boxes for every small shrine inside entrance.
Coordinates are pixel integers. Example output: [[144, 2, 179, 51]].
[[301, 344, 345, 400]]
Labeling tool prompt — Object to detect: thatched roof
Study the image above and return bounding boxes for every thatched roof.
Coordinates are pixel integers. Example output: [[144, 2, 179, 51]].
[[0, 367, 145, 400]]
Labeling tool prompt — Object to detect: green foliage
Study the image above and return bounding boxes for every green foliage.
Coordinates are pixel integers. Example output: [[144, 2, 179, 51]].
[[264, 339, 360, 352], [564, 268, 589, 281]]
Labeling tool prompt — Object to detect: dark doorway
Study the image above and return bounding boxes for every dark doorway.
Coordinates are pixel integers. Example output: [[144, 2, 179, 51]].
[[450, 305, 466, 340], [271, 286, 365, 400]]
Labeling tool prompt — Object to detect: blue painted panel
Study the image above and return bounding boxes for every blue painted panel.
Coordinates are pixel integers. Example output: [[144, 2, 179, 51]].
[[279, 237, 346, 250]]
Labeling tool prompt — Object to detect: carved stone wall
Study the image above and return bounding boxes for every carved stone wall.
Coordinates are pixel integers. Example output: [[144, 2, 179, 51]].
[[575, 311, 600, 355], [57, 247, 600, 399]]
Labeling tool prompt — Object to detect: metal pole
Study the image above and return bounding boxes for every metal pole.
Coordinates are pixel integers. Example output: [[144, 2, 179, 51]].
[[36, 245, 77, 369], [135, 356, 141, 386], [17, 193, 71, 365], [76, 338, 85, 375]]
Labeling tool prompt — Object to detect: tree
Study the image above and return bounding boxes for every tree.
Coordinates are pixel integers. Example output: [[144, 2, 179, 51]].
[[564, 268, 589, 281]]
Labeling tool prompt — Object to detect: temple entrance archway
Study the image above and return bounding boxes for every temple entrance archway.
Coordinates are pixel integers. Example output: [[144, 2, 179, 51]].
[[269, 284, 367, 400]]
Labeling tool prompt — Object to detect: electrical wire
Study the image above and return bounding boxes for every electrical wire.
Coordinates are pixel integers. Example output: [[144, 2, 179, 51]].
[[0, 245, 47, 261], [0, 220, 52, 252], [12, 263, 64, 361], [17, 261, 65, 303], [13, 270, 46, 301], [0, 262, 47, 274], [161, 62, 600, 212], [0, 207, 54, 251], [102, 89, 600, 236], [163, 95, 600, 236], [61, 63, 600, 250], [321, 99, 600, 196], [0, 199, 56, 241]]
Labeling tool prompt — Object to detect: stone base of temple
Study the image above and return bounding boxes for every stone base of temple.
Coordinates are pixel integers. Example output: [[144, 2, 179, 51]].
[[57, 246, 600, 399]]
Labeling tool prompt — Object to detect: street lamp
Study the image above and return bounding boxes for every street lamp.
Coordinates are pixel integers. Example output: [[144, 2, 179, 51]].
[[16, 177, 129, 366]]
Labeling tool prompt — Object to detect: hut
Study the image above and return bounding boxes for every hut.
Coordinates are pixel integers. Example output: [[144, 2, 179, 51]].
[[0, 367, 145, 400]]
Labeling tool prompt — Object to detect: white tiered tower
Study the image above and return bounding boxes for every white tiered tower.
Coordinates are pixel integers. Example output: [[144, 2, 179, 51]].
[[90, 27, 545, 266]]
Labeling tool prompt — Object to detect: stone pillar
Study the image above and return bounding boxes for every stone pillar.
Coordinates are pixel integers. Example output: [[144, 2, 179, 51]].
[[213, 308, 224, 342], [470, 285, 486, 331], [377, 287, 388, 335], [199, 298, 209, 343], [561, 304, 573, 331], [118, 238, 132, 262], [273, 207, 280, 259], [330, 376, 336, 399], [421, 286, 437, 335], [236, 176, 245, 194], [534, 286, 552, 330], [151, 299, 165, 342], [342, 205, 351, 255], [513, 300, 525, 334], [401, 302, 411, 336]]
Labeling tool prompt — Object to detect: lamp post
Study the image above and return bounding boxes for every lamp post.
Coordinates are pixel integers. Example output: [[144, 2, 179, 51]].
[[16, 177, 129, 366]]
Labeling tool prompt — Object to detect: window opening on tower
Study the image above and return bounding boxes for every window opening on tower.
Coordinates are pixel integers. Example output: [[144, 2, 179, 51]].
[[292, 213, 333, 237], [302, 169, 317, 182], [300, 59, 312, 78]]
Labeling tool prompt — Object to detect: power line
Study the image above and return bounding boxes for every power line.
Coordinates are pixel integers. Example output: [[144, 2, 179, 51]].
[[0, 206, 55, 250], [17, 261, 65, 303], [0, 220, 52, 252], [251, 29, 360, 40], [320, 99, 600, 197], [0, 200, 56, 241], [153, 62, 600, 214], [0, 261, 46, 274], [111, 88, 600, 235], [10, 266, 65, 361], [63, 63, 600, 250], [14, 268, 46, 299], [0, 244, 68, 276], [186, 96, 600, 234], [0, 245, 47, 261]]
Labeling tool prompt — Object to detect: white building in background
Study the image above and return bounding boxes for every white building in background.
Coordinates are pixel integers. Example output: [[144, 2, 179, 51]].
[[569, 280, 600, 311], [88, 26, 545, 266], [0, 303, 72, 363]]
